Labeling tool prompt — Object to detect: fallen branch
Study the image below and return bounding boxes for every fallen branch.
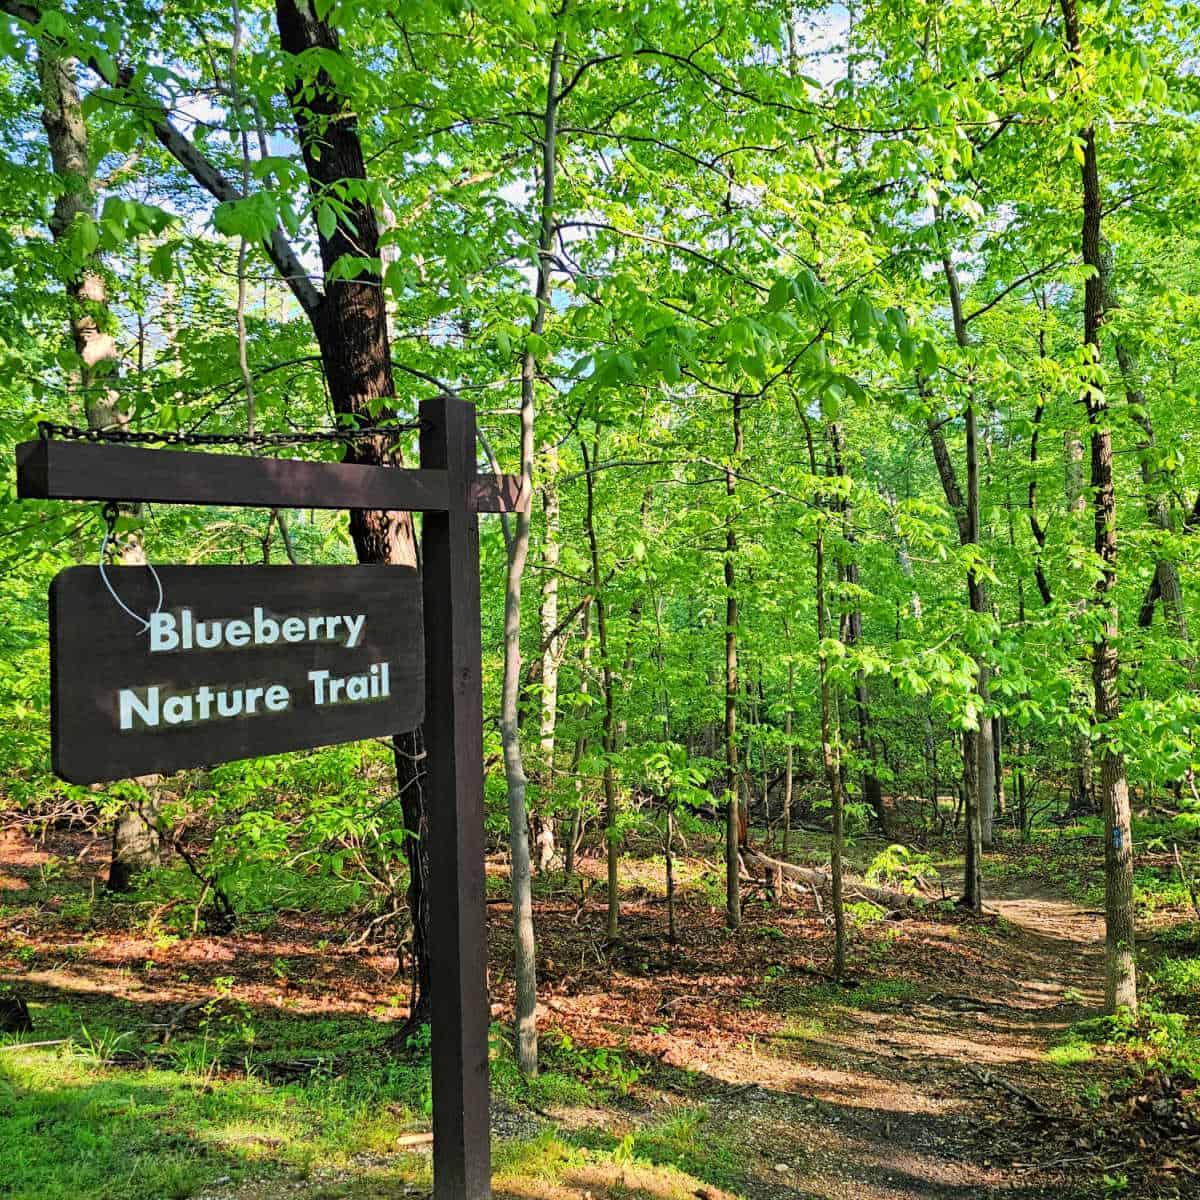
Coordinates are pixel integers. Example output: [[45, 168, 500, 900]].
[[396, 1132, 434, 1148], [157, 998, 209, 1045], [741, 849, 929, 909], [969, 1065, 1051, 1116]]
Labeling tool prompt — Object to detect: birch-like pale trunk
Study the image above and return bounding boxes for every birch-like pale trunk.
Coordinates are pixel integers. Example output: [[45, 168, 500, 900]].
[[498, 23, 567, 1076], [35, 46, 162, 890], [536, 446, 562, 866]]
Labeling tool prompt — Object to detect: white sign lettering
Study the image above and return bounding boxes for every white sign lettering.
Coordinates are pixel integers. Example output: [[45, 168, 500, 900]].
[[308, 662, 390, 706], [118, 681, 295, 729], [148, 607, 366, 653]]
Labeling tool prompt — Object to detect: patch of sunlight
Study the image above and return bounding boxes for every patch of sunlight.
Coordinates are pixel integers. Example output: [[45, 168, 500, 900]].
[[497, 1160, 737, 1200], [783, 1014, 827, 1040], [1045, 1041, 1096, 1068], [493, 1130, 583, 1182]]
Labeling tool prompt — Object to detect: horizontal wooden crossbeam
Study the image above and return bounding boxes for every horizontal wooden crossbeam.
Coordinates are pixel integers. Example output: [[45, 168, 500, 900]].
[[15, 440, 526, 514]]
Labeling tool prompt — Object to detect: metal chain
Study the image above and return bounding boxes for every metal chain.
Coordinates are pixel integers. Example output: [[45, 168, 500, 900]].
[[37, 420, 424, 448]]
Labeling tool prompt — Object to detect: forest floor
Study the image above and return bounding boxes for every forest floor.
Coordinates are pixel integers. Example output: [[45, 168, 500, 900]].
[[1, 818, 1198, 1200]]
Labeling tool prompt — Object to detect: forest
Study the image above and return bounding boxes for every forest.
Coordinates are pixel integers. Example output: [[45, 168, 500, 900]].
[[1, 1, 1200, 1197]]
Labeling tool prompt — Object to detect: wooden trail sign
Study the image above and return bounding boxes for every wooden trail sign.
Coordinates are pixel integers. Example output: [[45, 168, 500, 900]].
[[15, 395, 518, 1200], [50, 564, 423, 784]]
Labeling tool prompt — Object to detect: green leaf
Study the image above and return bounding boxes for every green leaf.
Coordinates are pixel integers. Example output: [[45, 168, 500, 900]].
[[67, 215, 101, 261], [92, 49, 117, 84], [767, 277, 792, 311], [149, 242, 175, 282], [317, 203, 338, 241], [213, 192, 279, 242]]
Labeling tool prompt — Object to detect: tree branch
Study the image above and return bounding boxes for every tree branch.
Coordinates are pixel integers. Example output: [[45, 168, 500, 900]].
[[0, 0, 322, 316]]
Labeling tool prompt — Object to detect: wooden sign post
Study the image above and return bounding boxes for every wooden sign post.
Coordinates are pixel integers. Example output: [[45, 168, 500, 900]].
[[16, 394, 520, 1200]]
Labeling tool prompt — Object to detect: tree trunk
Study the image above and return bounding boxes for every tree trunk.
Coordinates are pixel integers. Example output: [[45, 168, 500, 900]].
[[274, 0, 428, 1025], [925, 398, 986, 907], [1062, 0, 1137, 1015], [35, 46, 162, 891], [962, 730, 982, 911], [538, 447, 562, 863], [564, 602, 592, 878], [665, 806, 677, 945], [582, 441, 619, 942], [725, 394, 743, 930], [831, 425, 885, 833], [804, 420, 846, 972], [816, 519, 847, 977], [932, 236, 996, 857], [965, 401, 996, 852], [495, 20, 566, 1077], [783, 655, 794, 856], [1064, 404, 1097, 816]]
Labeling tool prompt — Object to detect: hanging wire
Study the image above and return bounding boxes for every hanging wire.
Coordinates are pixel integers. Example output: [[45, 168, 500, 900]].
[[38, 419, 424, 449], [98, 502, 163, 636]]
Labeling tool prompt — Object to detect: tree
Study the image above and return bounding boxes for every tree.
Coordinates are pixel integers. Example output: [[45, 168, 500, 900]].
[[1060, 0, 1136, 1015]]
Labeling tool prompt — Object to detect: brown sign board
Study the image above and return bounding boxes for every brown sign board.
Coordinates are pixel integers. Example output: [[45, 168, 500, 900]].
[[50, 564, 423, 784]]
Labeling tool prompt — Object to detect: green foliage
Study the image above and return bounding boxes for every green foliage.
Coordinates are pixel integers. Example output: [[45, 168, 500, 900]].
[[846, 899, 887, 926], [866, 845, 938, 895], [1150, 958, 1200, 1014], [2, 21, 1200, 1200], [541, 1030, 644, 1097], [1070, 999, 1200, 1084]]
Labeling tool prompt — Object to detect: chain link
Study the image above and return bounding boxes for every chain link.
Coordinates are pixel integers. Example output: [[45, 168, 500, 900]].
[[37, 420, 424, 448]]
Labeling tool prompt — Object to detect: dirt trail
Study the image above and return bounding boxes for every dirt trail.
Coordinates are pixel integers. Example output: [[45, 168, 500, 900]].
[[685, 880, 1107, 1200]]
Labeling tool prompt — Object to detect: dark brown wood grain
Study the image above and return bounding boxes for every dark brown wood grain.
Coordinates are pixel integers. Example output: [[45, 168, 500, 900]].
[[50, 564, 423, 784], [419, 395, 491, 1198], [16, 440, 525, 514]]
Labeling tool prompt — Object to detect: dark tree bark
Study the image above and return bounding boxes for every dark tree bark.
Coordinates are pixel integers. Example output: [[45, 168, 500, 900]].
[[831, 424, 886, 833], [1061, 0, 1136, 1014], [725, 393, 743, 930], [1027, 397, 1054, 608], [804, 420, 846, 973], [924, 398, 986, 909], [582, 440, 619, 942], [274, 0, 428, 1026], [923, 226, 996, 874]]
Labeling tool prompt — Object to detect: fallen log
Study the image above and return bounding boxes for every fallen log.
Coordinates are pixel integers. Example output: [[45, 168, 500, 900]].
[[741, 849, 932, 910]]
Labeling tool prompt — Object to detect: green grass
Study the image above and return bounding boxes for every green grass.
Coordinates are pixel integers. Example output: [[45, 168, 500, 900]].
[[565, 1105, 754, 1197], [0, 1040, 434, 1200], [809, 977, 921, 1011], [0, 992, 441, 1200], [1045, 1039, 1097, 1068], [779, 1013, 827, 1041]]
